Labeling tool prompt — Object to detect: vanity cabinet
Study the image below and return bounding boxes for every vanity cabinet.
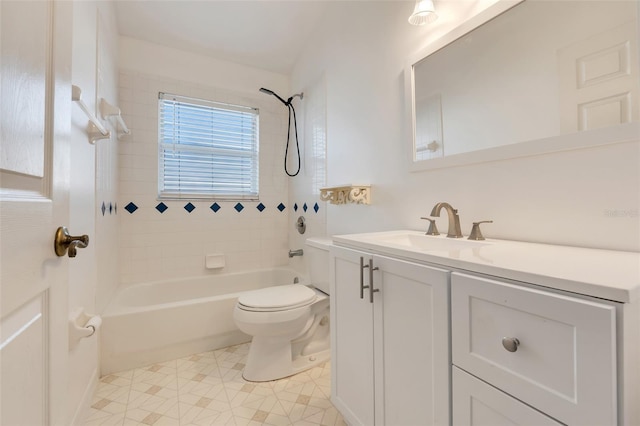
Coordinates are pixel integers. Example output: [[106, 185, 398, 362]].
[[331, 230, 639, 425], [330, 245, 450, 426], [451, 272, 618, 425]]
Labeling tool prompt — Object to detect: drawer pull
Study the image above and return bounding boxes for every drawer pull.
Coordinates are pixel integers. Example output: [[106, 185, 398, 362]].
[[502, 337, 520, 352], [360, 257, 369, 299]]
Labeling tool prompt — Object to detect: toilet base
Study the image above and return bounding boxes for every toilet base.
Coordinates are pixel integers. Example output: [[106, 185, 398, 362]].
[[242, 336, 330, 382]]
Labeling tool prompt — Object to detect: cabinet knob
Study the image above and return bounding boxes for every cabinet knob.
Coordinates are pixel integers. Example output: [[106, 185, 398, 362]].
[[502, 337, 520, 352]]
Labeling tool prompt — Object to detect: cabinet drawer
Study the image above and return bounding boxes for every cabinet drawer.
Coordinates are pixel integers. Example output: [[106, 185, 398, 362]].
[[453, 366, 562, 426], [451, 273, 617, 425]]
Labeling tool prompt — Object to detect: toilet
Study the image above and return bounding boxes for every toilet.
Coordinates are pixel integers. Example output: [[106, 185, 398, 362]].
[[233, 238, 331, 382]]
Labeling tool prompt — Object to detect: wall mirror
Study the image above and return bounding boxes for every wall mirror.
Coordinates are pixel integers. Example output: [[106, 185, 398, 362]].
[[406, 0, 639, 171]]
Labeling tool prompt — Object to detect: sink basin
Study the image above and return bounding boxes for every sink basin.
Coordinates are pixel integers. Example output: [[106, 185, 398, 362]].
[[363, 231, 491, 252]]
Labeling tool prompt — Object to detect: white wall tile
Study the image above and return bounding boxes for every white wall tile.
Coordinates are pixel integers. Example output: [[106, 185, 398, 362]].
[[118, 71, 291, 285]]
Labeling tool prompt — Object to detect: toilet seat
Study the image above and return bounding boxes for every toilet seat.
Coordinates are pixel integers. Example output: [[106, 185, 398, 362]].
[[237, 284, 317, 312]]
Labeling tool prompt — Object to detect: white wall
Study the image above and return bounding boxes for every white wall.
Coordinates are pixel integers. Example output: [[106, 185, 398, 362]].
[[291, 1, 640, 252], [69, 0, 120, 422], [117, 38, 292, 285]]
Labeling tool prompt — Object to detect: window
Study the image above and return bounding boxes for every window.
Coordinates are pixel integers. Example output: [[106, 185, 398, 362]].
[[158, 93, 259, 200]]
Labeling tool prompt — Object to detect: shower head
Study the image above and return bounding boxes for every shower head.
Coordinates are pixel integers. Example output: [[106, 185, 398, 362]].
[[259, 87, 304, 106], [259, 87, 289, 106]]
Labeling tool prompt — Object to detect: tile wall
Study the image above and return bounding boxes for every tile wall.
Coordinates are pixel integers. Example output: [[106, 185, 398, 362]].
[[288, 76, 328, 274], [117, 71, 322, 285]]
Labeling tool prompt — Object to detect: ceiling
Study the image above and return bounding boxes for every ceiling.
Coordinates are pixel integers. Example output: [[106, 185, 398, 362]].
[[115, 1, 331, 75]]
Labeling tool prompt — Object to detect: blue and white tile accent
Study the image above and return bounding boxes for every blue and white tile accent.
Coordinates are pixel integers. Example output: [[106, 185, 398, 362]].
[[101, 201, 118, 216], [124, 202, 138, 214], [120, 200, 324, 216]]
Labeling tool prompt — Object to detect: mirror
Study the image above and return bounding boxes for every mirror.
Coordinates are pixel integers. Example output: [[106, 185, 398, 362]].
[[407, 0, 639, 171]]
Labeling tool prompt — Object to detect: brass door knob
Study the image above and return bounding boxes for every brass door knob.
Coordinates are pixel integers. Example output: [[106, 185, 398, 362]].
[[54, 226, 89, 258]]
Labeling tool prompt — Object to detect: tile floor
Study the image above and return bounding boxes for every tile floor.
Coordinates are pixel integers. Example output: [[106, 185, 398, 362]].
[[85, 343, 346, 426]]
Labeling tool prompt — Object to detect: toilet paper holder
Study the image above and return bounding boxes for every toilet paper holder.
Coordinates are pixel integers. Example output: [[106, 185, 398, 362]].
[[69, 308, 102, 350]]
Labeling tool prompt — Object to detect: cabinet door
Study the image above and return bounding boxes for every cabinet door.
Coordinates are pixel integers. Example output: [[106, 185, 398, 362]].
[[453, 367, 562, 426], [452, 272, 617, 425], [373, 255, 450, 426], [330, 246, 375, 426]]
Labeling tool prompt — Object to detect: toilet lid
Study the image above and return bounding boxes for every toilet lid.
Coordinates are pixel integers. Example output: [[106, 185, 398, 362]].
[[237, 285, 317, 311]]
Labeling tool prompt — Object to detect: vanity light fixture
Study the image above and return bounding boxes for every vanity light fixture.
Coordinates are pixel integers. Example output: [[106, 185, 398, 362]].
[[408, 0, 438, 25]]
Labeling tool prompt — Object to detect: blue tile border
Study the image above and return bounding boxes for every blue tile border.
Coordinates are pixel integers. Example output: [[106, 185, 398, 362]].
[[120, 201, 322, 216], [124, 202, 138, 214]]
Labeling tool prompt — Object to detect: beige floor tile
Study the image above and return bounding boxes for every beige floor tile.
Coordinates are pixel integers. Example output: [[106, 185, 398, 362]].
[[86, 343, 342, 426]]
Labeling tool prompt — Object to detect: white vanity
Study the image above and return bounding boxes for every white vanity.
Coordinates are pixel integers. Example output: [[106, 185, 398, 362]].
[[329, 231, 639, 425]]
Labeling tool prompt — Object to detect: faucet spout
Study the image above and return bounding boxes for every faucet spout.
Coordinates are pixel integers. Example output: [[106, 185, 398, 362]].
[[288, 249, 304, 258], [430, 202, 463, 238]]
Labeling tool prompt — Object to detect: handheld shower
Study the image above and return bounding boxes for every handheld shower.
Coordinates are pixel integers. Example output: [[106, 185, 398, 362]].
[[259, 87, 304, 177], [259, 88, 289, 106]]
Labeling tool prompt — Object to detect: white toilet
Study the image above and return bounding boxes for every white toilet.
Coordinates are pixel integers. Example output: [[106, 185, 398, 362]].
[[233, 238, 331, 382]]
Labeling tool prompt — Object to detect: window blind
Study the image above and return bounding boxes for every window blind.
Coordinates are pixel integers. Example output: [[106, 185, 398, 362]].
[[158, 93, 259, 200]]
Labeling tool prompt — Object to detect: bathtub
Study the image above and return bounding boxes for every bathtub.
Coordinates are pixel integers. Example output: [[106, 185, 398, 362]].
[[101, 268, 304, 375]]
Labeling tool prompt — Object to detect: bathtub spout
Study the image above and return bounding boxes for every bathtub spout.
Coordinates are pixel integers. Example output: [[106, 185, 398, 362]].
[[289, 249, 303, 258]]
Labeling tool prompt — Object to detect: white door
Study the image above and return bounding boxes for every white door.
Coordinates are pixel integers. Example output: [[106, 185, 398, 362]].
[[1, 1, 72, 424], [558, 20, 639, 132], [372, 255, 450, 426]]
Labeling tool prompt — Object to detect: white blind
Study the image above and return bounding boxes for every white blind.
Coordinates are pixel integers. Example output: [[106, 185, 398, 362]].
[[158, 93, 259, 200]]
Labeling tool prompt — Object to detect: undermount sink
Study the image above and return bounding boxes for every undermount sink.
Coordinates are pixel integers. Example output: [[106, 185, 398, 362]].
[[362, 231, 491, 252]]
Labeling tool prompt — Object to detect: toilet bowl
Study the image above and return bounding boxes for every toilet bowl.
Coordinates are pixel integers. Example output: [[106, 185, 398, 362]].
[[233, 238, 332, 382]]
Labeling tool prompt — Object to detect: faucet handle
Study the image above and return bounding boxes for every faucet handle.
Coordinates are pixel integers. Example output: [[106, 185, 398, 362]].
[[420, 217, 440, 236], [468, 220, 493, 241]]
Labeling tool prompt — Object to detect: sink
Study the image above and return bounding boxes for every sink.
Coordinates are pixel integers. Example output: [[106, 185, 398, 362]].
[[362, 231, 491, 252]]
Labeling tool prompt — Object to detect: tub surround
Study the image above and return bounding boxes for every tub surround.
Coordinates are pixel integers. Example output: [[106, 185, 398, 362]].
[[117, 57, 292, 285]]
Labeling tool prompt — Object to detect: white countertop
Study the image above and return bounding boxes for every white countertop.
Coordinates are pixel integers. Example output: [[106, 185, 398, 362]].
[[332, 230, 640, 303]]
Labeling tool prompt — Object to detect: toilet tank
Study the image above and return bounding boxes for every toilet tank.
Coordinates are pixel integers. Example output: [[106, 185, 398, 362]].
[[304, 237, 333, 294]]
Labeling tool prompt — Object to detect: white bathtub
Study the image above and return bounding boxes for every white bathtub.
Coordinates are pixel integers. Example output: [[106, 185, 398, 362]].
[[101, 268, 304, 375]]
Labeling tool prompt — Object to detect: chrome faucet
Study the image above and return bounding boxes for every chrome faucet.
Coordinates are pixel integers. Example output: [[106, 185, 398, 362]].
[[430, 202, 463, 238], [288, 249, 304, 258]]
